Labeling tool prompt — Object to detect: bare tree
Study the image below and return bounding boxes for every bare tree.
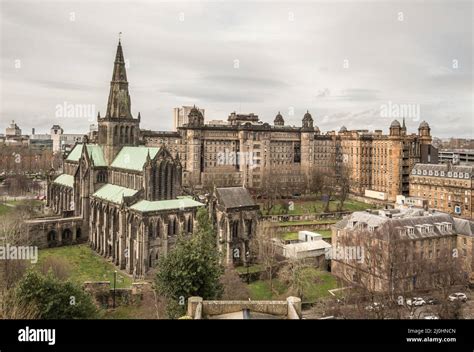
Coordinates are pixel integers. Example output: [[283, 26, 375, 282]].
[[220, 265, 250, 300], [250, 223, 279, 292]]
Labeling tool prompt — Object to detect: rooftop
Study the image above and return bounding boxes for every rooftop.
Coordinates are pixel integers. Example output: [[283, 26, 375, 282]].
[[215, 187, 257, 209], [110, 146, 160, 171], [92, 184, 138, 204], [130, 198, 204, 212], [53, 174, 74, 188], [66, 144, 107, 167]]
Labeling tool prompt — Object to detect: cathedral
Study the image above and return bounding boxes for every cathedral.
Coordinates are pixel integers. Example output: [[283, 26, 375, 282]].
[[46, 40, 204, 278]]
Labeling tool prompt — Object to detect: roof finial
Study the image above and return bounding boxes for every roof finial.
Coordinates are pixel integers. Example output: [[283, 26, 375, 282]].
[[118, 32, 122, 44]]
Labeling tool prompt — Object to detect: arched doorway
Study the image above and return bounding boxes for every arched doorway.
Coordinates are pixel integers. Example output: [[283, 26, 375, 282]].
[[47, 230, 57, 248], [62, 228, 72, 245]]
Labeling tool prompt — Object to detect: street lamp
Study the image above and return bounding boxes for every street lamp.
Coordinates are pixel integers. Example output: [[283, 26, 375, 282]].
[[113, 270, 117, 309]]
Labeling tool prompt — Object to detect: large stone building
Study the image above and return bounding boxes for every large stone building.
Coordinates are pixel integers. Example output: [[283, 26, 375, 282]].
[[331, 208, 474, 292], [45, 40, 204, 278], [409, 163, 473, 219], [144, 111, 435, 201]]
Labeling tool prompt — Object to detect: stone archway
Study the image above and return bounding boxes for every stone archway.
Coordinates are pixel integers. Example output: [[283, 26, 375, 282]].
[[62, 228, 72, 245], [47, 230, 57, 248]]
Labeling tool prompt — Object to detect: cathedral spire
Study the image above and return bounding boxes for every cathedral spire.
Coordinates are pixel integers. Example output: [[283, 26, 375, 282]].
[[105, 38, 132, 119]]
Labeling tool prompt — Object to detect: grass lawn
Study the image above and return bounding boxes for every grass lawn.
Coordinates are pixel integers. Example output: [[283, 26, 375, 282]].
[[260, 199, 375, 216], [235, 264, 264, 274], [247, 269, 338, 303], [0, 203, 12, 216], [0, 199, 44, 216], [300, 268, 338, 302], [37, 244, 132, 288], [248, 279, 287, 300]]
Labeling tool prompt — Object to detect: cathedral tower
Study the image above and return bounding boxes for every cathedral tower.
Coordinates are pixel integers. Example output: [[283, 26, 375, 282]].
[[98, 38, 140, 164]]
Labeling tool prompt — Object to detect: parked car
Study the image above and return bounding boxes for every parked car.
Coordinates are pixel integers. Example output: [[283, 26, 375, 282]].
[[448, 293, 468, 302], [365, 302, 384, 311], [425, 297, 439, 305], [407, 297, 426, 306], [423, 314, 440, 320]]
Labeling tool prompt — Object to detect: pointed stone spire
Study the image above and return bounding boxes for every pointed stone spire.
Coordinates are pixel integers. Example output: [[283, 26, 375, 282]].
[[97, 111, 101, 119], [105, 38, 132, 119], [146, 149, 151, 162]]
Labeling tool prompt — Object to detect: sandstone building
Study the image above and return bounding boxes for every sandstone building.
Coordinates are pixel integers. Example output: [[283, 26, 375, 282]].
[[144, 113, 435, 201], [410, 163, 473, 219], [331, 208, 473, 292]]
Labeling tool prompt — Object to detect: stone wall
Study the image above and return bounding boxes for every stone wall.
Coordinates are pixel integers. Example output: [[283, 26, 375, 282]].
[[187, 296, 301, 319], [82, 281, 152, 308]]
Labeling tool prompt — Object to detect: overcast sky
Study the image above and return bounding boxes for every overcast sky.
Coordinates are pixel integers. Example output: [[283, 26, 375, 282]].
[[0, 0, 472, 138]]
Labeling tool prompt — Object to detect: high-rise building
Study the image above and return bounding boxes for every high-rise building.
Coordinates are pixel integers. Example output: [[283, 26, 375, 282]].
[[173, 106, 205, 131]]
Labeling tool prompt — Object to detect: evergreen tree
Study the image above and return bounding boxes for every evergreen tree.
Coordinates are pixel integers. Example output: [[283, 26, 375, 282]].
[[14, 270, 98, 319], [155, 208, 223, 318]]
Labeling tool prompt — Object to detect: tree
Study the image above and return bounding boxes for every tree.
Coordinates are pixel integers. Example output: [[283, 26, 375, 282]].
[[155, 208, 223, 318], [278, 259, 313, 300], [336, 164, 351, 212], [321, 171, 337, 213], [14, 270, 98, 319], [220, 266, 250, 300], [250, 223, 278, 292]]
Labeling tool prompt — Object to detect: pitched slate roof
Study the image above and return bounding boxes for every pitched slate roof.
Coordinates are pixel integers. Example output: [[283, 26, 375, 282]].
[[215, 187, 256, 209], [110, 146, 160, 171], [53, 174, 74, 187], [130, 198, 204, 212], [92, 184, 138, 204], [454, 218, 474, 237], [66, 144, 107, 166]]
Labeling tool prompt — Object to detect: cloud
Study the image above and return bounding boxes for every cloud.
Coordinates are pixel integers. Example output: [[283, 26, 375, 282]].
[[0, 1, 472, 138]]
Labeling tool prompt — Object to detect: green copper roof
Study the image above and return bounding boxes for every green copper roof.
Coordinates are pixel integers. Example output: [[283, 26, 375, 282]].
[[66, 144, 107, 167], [92, 184, 138, 204], [53, 174, 74, 187], [110, 146, 160, 171], [130, 198, 204, 212]]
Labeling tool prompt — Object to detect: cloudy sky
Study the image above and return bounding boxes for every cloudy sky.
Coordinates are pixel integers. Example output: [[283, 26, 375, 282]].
[[0, 0, 472, 138]]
